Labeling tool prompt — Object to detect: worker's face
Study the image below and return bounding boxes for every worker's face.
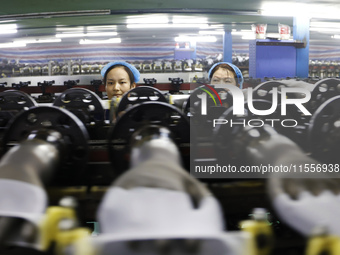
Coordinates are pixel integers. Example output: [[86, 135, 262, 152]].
[[105, 66, 135, 99], [211, 68, 237, 86]]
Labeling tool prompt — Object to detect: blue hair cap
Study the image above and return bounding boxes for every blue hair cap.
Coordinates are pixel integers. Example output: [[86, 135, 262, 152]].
[[101, 61, 140, 83], [208, 62, 244, 89]]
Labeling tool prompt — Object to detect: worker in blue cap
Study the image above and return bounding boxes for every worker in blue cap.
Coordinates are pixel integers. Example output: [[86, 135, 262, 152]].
[[208, 62, 244, 89], [101, 61, 140, 100]]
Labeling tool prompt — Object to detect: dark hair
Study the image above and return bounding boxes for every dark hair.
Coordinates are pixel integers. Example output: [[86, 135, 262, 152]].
[[209, 63, 237, 81], [103, 64, 135, 86]]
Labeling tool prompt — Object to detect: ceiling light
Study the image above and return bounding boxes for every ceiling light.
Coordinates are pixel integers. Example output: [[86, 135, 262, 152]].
[[259, 2, 309, 17], [127, 15, 168, 24], [266, 33, 281, 38], [56, 26, 84, 32], [0, 20, 17, 23], [231, 30, 253, 36], [0, 42, 26, 48], [310, 27, 340, 33], [232, 30, 256, 39], [260, 2, 340, 19], [56, 32, 118, 38], [241, 35, 256, 40], [310, 22, 340, 28], [172, 16, 208, 24], [205, 24, 224, 29], [14, 38, 62, 44], [174, 36, 217, 42], [332, 35, 340, 39], [83, 32, 118, 37], [127, 23, 208, 29], [199, 30, 225, 35], [87, 25, 117, 31], [0, 29, 17, 34], [0, 24, 17, 30], [0, 24, 17, 34], [56, 33, 86, 38], [79, 38, 121, 44]]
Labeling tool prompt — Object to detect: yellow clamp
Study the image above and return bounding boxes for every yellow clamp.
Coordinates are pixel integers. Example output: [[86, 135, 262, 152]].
[[306, 235, 340, 255], [55, 227, 92, 255], [240, 219, 273, 255], [39, 206, 91, 254]]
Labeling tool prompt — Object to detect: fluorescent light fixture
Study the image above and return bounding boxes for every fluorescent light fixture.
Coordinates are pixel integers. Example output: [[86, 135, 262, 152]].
[[199, 24, 224, 30], [0, 24, 17, 30], [232, 30, 256, 39], [180, 24, 209, 29], [310, 27, 340, 33], [0, 29, 17, 34], [14, 38, 62, 44], [127, 15, 168, 24], [242, 35, 256, 40], [36, 39, 62, 43], [56, 33, 86, 38], [174, 36, 217, 42], [260, 2, 340, 19], [266, 33, 281, 38], [311, 28, 340, 33], [126, 15, 208, 29], [260, 2, 309, 17], [83, 32, 118, 37], [231, 30, 253, 36], [332, 35, 340, 39], [56, 32, 118, 38], [127, 24, 169, 29], [79, 38, 121, 44], [56, 26, 84, 32], [87, 25, 117, 31], [0, 24, 17, 34], [0, 42, 26, 48], [127, 23, 208, 29], [310, 22, 340, 28], [0, 20, 17, 23], [199, 30, 225, 35], [172, 16, 208, 24]]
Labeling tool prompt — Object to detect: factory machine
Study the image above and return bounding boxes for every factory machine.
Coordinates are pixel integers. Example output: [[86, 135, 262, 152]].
[[0, 76, 339, 255]]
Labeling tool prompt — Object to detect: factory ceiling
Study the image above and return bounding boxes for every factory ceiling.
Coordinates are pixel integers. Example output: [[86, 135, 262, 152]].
[[0, 1, 340, 47]]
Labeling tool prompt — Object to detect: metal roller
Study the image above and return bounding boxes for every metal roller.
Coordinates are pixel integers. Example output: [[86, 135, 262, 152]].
[[0, 90, 37, 130], [115, 86, 167, 116], [3, 106, 89, 184], [212, 100, 285, 165], [53, 88, 105, 139], [308, 95, 340, 163], [0, 106, 89, 248], [307, 78, 340, 113], [107, 101, 190, 176]]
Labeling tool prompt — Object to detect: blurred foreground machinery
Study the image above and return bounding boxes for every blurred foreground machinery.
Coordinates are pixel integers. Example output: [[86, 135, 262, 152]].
[[0, 78, 338, 254]]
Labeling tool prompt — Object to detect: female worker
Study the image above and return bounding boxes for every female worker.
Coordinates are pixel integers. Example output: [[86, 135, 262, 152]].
[[101, 61, 140, 121], [101, 61, 140, 99], [208, 62, 244, 89]]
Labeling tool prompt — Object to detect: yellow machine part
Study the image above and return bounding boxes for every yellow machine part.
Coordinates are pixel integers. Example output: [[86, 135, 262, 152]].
[[39, 206, 91, 253], [306, 235, 340, 255], [240, 219, 273, 255]]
